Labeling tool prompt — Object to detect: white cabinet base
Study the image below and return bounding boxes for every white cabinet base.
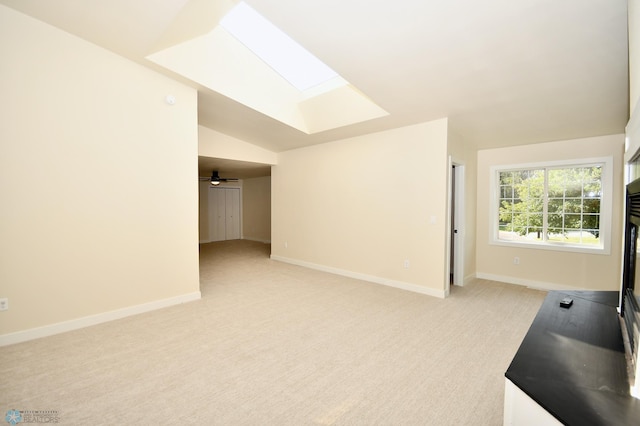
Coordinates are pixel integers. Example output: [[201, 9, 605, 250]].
[[503, 379, 561, 426]]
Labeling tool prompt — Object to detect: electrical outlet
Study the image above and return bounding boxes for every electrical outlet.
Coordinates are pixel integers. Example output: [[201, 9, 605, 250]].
[[404, 259, 410, 269], [513, 257, 520, 265], [0, 298, 8, 311]]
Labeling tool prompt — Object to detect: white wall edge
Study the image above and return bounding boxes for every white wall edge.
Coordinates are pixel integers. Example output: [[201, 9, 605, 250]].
[[475, 272, 592, 292], [0, 291, 202, 347], [463, 274, 476, 286], [271, 255, 445, 299], [625, 99, 640, 163]]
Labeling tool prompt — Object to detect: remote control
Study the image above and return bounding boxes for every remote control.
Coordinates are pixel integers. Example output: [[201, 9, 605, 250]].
[[560, 297, 573, 308]]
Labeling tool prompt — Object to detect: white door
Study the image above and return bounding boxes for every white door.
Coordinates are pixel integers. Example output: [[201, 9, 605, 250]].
[[449, 162, 465, 287], [208, 188, 225, 242], [208, 187, 241, 241], [225, 188, 241, 240]]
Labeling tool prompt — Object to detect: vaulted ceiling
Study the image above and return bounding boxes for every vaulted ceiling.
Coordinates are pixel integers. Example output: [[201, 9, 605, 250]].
[[1, 0, 629, 157]]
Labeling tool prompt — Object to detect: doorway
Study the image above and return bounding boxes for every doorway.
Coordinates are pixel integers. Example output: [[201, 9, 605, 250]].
[[448, 161, 465, 291]]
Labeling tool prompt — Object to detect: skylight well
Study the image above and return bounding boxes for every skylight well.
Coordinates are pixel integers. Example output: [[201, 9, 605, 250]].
[[220, 2, 338, 91], [147, 0, 388, 134]]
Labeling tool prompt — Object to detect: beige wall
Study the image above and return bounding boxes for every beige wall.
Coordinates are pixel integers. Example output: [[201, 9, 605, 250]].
[[0, 6, 200, 338], [271, 119, 450, 297], [243, 176, 272, 243], [476, 134, 625, 291], [199, 181, 212, 242], [199, 125, 277, 165]]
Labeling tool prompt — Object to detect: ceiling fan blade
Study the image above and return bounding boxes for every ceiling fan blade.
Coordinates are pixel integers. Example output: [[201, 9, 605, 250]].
[[200, 171, 240, 183]]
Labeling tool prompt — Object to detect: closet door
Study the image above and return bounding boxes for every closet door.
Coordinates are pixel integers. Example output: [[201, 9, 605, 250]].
[[225, 188, 241, 240], [208, 187, 241, 241], [208, 188, 226, 242]]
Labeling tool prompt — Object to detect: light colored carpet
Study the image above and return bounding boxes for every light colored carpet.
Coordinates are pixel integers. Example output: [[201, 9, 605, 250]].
[[0, 240, 545, 425]]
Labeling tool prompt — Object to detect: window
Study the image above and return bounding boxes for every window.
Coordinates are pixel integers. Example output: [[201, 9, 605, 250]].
[[491, 157, 613, 254], [220, 2, 339, 91]]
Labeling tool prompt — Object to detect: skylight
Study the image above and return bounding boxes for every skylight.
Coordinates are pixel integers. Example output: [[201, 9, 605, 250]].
[[220, 2, 338, 92]]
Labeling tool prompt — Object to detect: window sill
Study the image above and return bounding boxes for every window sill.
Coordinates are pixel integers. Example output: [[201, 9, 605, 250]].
[[490, 239, 609, 255]]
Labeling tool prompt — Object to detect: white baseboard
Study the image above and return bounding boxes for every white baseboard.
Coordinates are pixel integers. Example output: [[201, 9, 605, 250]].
[[475, 272, 593, 292], [243, 237, 272, 244], [453, 274, 476, 287], [0, 291, 201, 347], [200, 238, 272, 244], [463, 274, 476, 286], [271, 255, 445, 299]]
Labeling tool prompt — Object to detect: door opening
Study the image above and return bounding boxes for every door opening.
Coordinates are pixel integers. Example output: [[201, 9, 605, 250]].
[[450, 165, 456, 284], [448, 161, 465, 291]]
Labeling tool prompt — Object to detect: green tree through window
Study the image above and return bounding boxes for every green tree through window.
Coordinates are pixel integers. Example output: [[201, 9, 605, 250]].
[[498, 165, 602, 245]]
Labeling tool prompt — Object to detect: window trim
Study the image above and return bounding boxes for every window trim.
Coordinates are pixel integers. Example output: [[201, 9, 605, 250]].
[[489, 156, 613, 255]]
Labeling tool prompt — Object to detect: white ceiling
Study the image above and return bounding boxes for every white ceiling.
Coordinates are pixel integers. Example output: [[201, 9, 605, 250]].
[[1, 0, 629, 177]]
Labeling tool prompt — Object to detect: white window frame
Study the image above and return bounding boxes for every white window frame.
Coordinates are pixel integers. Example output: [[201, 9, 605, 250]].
[[489, 156, 613, 254]]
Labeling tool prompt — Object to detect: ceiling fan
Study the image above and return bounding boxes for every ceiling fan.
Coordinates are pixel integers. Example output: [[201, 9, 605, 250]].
[[198, 170, 239, 186]]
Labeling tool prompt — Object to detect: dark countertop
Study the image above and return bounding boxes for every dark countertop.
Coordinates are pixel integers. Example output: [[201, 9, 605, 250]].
[[505, 291, 640, 425]]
